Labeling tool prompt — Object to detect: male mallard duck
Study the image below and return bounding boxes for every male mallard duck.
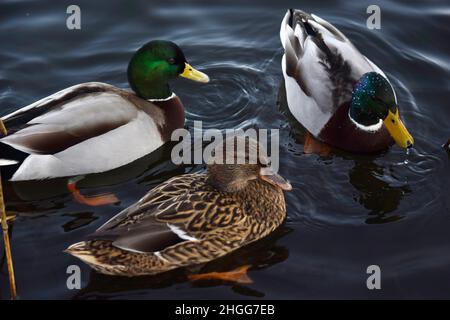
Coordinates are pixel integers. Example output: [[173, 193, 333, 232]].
[[0, 40, 209, 181], [66, 137, 291, 279], [280, 9, 414, 153]]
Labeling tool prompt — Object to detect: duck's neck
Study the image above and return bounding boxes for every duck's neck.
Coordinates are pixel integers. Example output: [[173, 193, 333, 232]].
[[348, 109, 383, 132], [236, 180, 286, 239], [134, 80, 173, 100], [148, 92, 177, 102]]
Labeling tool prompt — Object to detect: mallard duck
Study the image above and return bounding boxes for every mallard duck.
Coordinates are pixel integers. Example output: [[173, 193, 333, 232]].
[[0, 40, 209, 181], [280, 9, 414, 153], [65, 137, 291, 278]]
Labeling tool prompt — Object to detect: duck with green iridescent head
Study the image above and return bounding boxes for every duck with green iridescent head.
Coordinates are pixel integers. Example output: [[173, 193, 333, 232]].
[[0, 40, 209, 181], [280, 9, 414, 153]]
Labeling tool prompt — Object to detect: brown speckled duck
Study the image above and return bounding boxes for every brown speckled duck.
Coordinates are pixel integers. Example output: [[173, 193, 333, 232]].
[[66, 137, 292, 280]]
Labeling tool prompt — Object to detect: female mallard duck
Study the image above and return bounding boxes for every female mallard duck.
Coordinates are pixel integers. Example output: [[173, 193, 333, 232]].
[[280, 9, 414, 153], [0, 40, 209, 181], [65, 137, 291, 279]]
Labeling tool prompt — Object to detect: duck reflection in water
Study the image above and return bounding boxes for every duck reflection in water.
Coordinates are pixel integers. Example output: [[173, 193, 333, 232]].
[[346, 155, 410, 224]]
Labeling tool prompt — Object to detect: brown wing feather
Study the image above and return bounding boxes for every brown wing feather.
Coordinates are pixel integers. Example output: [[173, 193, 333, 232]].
[[90, 173, 246, 254], [89, 215, 185, 253], [95, 174, 205, 232]]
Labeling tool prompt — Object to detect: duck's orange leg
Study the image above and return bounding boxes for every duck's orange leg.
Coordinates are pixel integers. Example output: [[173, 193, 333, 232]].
[[67, 176, 119, 206], [304, 131, 332, 157], [188, 265, 253, 284]]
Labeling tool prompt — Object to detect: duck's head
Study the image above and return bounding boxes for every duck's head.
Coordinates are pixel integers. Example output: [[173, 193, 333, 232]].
[[349, 72, 414, 149], [206, 136, 292, 193], [127, 40, 209, 100]]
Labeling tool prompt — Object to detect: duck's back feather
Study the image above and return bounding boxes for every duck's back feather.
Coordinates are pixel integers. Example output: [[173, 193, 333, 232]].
[[86, 173, 246, 254]]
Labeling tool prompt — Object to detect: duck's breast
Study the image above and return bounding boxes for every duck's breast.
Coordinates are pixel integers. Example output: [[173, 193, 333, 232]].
[[150, 95, 185, 141], [319, 103, 393, 153]]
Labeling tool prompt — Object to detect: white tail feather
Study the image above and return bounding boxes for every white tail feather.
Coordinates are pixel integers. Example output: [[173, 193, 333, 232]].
[[0, 159, 18, 166]]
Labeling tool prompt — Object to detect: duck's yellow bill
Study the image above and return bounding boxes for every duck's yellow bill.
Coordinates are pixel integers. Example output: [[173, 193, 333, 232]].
[[384, 109, 414, 148], [180, 63, 210, 83]]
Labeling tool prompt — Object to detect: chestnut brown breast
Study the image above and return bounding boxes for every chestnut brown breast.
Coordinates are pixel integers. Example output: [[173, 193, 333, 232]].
[[319, 103, 393, 153], [153, 96, 185, 141]]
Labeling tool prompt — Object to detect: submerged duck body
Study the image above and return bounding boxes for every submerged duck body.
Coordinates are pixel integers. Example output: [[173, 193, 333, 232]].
[[280, 9, 414, 153], [66, 137, 291, 276], [0, 40, 209, 181]]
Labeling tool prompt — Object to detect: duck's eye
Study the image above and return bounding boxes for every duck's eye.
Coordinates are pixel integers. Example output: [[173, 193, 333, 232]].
[[167, 58, 176, 65]]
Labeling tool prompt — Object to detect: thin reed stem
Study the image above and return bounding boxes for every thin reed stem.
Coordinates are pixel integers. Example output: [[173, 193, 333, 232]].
[[0, 119, 16, 299]]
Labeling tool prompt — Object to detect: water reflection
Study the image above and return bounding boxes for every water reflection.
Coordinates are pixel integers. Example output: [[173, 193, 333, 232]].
[[348, 157, 409, 224], [61, 212, 98, 232]]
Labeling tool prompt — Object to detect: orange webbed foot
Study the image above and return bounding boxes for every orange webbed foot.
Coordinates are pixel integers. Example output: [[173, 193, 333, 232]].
[[304, 131, 332, 157], [188, 265, 253, 284], [67, 176, 119, 206]]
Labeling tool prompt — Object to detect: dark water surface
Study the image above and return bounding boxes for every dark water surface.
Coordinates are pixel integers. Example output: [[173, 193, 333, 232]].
[[1, 0, 449, 299]]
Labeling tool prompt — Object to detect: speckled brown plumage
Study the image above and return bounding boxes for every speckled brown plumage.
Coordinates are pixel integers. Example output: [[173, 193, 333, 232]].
[[66, 172, 287, 276]]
